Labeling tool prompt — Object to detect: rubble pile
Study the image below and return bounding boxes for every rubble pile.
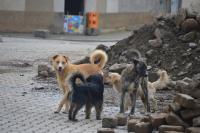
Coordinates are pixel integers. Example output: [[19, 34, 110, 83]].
[[106, 9, 200, 80]]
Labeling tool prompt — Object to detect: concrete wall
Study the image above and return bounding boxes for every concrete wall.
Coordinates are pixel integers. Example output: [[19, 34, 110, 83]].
[[0, 0, 25, 11], [182, 0, 200, 13]]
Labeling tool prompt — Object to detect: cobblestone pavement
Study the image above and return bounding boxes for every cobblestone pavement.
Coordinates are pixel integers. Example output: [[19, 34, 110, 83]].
[[0, 37, 129, 133]]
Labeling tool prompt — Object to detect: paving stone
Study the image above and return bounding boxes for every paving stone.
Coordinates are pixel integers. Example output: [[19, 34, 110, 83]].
[[102, 117, 117, 128], [116, 114, 127, 126], [193, 116, 200, 127], [135, 122, 152, 133], [127, 119, 140, 132], [186, 127, 200, 133], [97, 128, 115, 133], [150, 113, 167, 129], [180, 109, 200, 120], [159, 125, 185, 133]]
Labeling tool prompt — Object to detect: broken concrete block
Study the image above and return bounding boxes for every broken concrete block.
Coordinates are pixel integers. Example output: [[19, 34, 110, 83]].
[[33, 29, 49, 38], [102, 117, 117, 128], [168, 103, 181, 113], [109, 63, 130, 73], [148, 39, 162, 48], [116, 114, 127, 126], [127, 119, 140, 132], [150, 113, 167, 129], [97, 128, 114, 133], [196, 14, 200, 24], [163, 131, 184, 133], [159, 125, 184, 133], [180, 109, 200, 120], [193, 116, 200, 127], [181, 18, 199, 32], [135, 122, 152, 133], [186, 127, 200, 133], [165, 112, 189, 128], [174, 93, 195, 109], [38, 71, 49, 78]]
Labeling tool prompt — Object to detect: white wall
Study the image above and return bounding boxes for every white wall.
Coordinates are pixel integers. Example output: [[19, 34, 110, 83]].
[[106, 0, 119, 13], [85, 0, 97, 12], [54, 0, 64, 12], [182, 0, 200, 13], [0, 0, 25, 11]]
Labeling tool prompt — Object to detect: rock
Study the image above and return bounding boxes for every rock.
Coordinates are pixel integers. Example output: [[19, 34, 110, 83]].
[[181, 19, 199, 32], [109, 63, 130, 73], [175, 8, 187, 27], [34, 86, 45, 90], [174, 93, 195, 109], [148, 39, 162, 48], [193, 73, 200, 81], [154, 28, 164, 40], [159, 125, 184, 133], [193, 116, 200, 127], [150, 113, 167, 129], [38, 71, 49, 78], [180, 109, 200, 120], [182, 77, 193, 83], [102, 117, 117, 128], [163, 131, 184, 133], [116, 114, 127, 126], [189, 43, 198, 49], [95, 44, 110, 53], [135, 122, 152, 133], [97, 128, 114, 133], [196, 14, 200, 24], [33, 29, 49, 38], [180, 31, 197, 42], [165, 112, 189, 128], [176, 80, 189, 91], [0, 35, 3, 42], [186, 127, 200, 133], [127, 119, 140, 132], [146, 49, 154, 57], [38, 64, 49, 73], [168, 103, 181, 113], [119, 55, 127, 62]]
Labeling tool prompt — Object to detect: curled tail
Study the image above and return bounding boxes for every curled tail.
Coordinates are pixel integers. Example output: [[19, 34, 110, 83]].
[[68, 72, 86, 91], [90, 50, 108, 69], [152, 70, 170, 90]]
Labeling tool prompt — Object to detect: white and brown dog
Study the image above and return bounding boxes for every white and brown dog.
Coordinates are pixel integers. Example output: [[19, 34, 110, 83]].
[[106, 69, 169, 112], [51, 50, 108, 113]]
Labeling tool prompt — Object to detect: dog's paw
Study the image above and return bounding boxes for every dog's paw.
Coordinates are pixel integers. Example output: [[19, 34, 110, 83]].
[[72, 119, 78, 122], [85, 116, 90, 119], [54, 111, 59, 114], [62, 111, 68, 114], [96, 117, 101, 120]]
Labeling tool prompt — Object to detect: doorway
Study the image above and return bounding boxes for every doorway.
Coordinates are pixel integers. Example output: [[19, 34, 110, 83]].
[[64, 0, 84, 15]]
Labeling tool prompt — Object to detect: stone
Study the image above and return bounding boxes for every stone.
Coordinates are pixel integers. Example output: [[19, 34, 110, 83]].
[[181, 19, 199, 32], [175, 8, 187, 27], [150, 113, 167, 129], [165, 112, 189, 128], [176, 80, 189, 92], [95, 44, 110, 53], [193, 116, 200, 127], [135, 122, 152, 133], [148, 39, 162, 48], [193, 73, 200, 81], [189, 43, 198, 49], [33, 29, 50, 38], [109, 63, 130, 73], [182, 77, 193, 83], [97, 128, 114, 133], [177, 71, 187, 76], [168, 103, 181, 113], [116, 114, 127, 126], [146, 49, 154, 57], [164, 131, 184, 133], [196, 14, 200, 24], [159, 125, 184, 133], [102, 117, 117, 128], [127, 119, 140, 132], [186, 127, 200, 133], [181, 109, 200, 120], [38, 64, 49, 73], [174, 93, 195, 109], [38, 71, 49, 78], [154, 28, 164, 40]]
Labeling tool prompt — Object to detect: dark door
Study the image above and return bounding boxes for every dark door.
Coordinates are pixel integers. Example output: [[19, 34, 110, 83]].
[[65, 0, 84, 15]]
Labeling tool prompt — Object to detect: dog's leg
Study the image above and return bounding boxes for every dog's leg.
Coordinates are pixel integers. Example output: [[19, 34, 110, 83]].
[[69, 103, 75, 120], [85, 103, 92, 119], [95, 102, 103, 120], [55, 91, 69, 113], [129, 91, 137, 115], [141, 77, 150, 112], [151, 97, 157, 113], [119, 90, 126, 113], [72, 104, 82, 121]]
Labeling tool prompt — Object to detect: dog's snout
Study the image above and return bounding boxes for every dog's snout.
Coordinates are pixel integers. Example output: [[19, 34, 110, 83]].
[[58, 67, 62, 71]]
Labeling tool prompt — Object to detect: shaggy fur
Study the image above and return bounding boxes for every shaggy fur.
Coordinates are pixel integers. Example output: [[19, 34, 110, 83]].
[[51, 50, 107, 113], [106, 69, 169, 112], [68, 72, 104, 121]]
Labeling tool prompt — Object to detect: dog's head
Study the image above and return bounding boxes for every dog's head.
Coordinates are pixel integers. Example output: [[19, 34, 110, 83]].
[[106, 72, 121, 85], [133, 59, 148, 77], [51, 55, 70, 73]]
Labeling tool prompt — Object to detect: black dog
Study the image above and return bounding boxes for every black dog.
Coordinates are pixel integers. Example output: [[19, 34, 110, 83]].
[[68, 72, 104, 121], [120, 59, 150, 115]]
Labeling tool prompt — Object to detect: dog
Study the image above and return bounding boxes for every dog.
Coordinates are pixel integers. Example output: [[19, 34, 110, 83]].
[[106, 69, 169, 112], [51, 50, 107, 113], [68, 72, 104, 121]]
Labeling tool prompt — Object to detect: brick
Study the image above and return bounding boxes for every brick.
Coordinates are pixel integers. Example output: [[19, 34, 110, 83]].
[[127, 119, 140, 132], [165, 112, 189, 128], [180, 109, 200, 120], [186, 127, 200, 133], [33, 29, 50, 38], [116, 114, 127, 126], [159, 125, 184, 133], [97, 128, 115, 133], [135, 122, 152, 133], [102, 117, 117, 128], [193, 116, 200, 127], [150, 113, 167, 129]]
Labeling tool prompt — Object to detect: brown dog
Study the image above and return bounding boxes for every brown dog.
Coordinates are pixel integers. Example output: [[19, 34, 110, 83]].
[[52, 50, 108, 113], [106, 69, 169, 112]]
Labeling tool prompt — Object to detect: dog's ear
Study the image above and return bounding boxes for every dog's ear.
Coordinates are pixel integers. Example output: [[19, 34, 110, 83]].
[[133, 58, 139, 65], [52, 55, 59, 61], [63, 56, 70, 62]]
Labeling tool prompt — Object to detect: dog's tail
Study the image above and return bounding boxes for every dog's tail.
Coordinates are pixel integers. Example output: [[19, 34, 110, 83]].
[[90, 50, 108, 69], [68, 72, 86, 91], [152, 70, 170, 90]]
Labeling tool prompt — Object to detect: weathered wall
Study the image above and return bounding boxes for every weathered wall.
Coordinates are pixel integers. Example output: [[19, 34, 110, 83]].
[[182, 0, 200, 13]]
